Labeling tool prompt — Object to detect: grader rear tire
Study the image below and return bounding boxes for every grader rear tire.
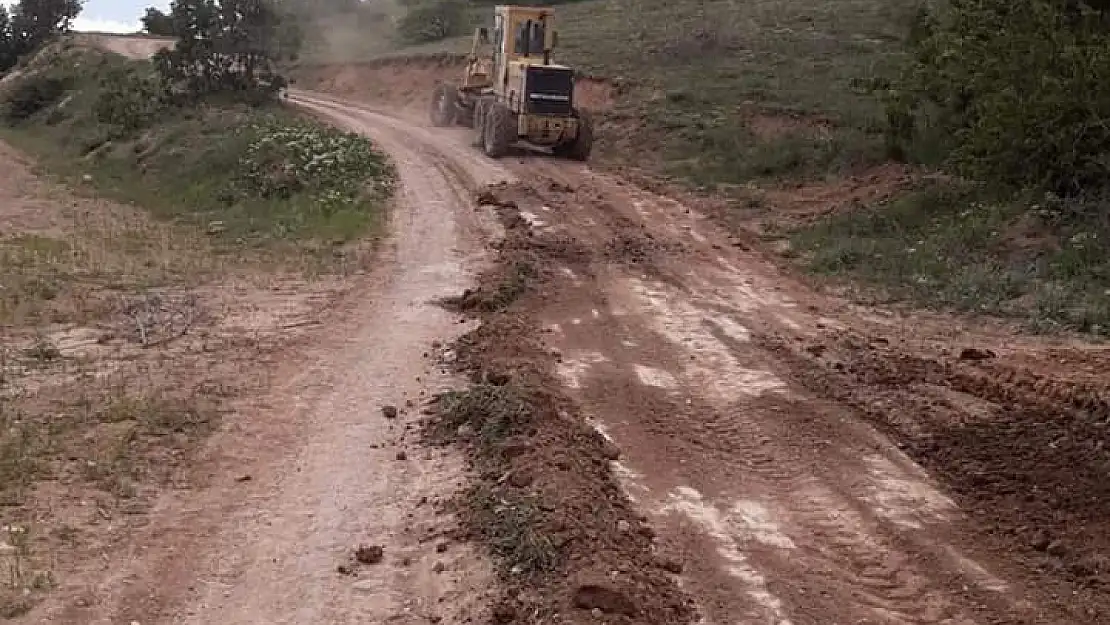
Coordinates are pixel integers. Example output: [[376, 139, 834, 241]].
[[430, 84, 456, 127], [482, 102, 516, 158], [556, 109, 593, 161]]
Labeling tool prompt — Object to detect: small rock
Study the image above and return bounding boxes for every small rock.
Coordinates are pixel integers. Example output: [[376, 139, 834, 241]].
[[337, 563, 353, 575], [206, 221, 225, 235], [508, 471, 533, 488], [435, 542, 449, 553], [572, 583, 638, 617], [491, 602, 516, 623], [661, 559, 684, 574], [600, 440, 621, 461], [235, 475, 252, 482], [616, 520, 631, 533], [355, 544, 384, 565], [396, 451, 408, 461], [958, 347, 996, 361], [401, 556, 413, 566], [83, 174, 94, 183], [1046, 540, 1068, 557], [591, 608, 603, 618], [382, 405, 399, 419], [456, 424, 475, 439], [432, 561, 446, 574]]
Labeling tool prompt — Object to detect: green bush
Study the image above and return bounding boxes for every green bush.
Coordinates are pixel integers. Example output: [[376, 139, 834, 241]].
[[93, 67, 168, 136], [2, 71, 70, 123], [237, 120, 396, 211], [396, 0, 466, 44], [884, 0, 1110, 198]]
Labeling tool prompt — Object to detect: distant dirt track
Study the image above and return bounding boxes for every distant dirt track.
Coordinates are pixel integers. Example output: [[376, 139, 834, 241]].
[[72, 33, 175, 59]]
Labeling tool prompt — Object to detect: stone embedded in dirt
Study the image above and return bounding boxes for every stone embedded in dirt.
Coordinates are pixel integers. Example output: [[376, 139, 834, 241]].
[[382, 405, 399, 419], [958, 347, 997, 361], [456, 424, 475, 439], [661, 558, 684, 574], [491, 602, 517, 623], [337, 563, 354, 576], [483, 371, 511, 386], [396, 451, 408, 461], [508, 470, 533, 488], [600, 440, 621, 461], [435, 542, 449, 553], [432, 561, 446, 574], [572, 583, 639, 617], [805, 344, 828, 358], [355, 544, 385, 565], [1046, 540, 1068, 557], [616, 520, 631, 533]]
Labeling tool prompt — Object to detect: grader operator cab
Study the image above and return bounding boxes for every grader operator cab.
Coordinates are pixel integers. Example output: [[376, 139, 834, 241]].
[[429, 5, 593, 160]]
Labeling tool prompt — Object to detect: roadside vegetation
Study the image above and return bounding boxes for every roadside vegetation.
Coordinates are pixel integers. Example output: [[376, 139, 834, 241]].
[[793, 0, 1110, 335], [0, 0, 395, 616], [290, 0, 1110, 333]]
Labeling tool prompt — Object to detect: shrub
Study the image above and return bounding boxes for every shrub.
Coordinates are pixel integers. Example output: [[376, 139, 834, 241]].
[[884, 0, 1110, 198], [237, 120, 396, 211], [396, 0, 466, 44], [2, 71, 70, 122], [94, 67, 168, 135]]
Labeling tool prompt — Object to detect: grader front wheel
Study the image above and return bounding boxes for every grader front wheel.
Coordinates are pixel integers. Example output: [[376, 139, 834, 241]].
[[430, 84, 456, 127], [482, 102, 516, 158]]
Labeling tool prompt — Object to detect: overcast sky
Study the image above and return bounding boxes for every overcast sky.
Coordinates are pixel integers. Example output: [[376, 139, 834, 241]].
[[75, 0, 170, 33]]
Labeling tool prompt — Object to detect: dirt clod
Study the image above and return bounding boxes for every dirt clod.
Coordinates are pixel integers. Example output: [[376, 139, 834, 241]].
[[396, 451, 408, 461], [355, 544, 385, 565], [958, 347, 996, 361], [661, 559, 684, 574], [572, 583, 639, 617], [382, 405, 399, 419]]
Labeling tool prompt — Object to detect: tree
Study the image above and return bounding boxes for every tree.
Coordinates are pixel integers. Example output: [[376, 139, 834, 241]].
[[153, 0, 300, 101], [885, 0, 1110, 197], [0, 6, 18, 73], [0, 0, 83, 74], [142, 7, 176, 36], [10, 0, 83, 52]]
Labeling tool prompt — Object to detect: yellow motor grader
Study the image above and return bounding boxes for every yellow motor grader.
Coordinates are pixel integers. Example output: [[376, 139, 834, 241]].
[[429, 5, 593, 160]]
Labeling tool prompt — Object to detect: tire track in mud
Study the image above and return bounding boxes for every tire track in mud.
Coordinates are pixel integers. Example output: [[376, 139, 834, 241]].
[[762, 329, 1110, 623], [489, 179, 1022, 625]]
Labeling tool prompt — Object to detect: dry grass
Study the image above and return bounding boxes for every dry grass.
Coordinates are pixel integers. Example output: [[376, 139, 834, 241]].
[[0, 45, 396, 618]]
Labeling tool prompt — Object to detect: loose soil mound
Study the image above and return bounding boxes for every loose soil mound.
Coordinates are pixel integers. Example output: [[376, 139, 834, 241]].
[[426, 183, 696, 624]]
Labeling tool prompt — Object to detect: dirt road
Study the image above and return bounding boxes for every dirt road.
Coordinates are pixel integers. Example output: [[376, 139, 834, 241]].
[[24, 34, 1108, 623], [282, 93, 1107, 625], [25, 89, 506, 624]]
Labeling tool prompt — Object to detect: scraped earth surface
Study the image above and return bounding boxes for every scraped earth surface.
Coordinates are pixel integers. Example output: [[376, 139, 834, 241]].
[[22, 37, 1109, 625], [285, 73, 1108, 625]]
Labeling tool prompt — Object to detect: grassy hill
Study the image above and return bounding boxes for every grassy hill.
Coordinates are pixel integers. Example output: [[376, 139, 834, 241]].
[[287, 0, 1110, 334], [1, 40, 395, 263]]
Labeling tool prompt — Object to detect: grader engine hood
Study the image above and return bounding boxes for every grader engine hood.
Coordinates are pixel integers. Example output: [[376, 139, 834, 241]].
[[523, 65, 574, 116]]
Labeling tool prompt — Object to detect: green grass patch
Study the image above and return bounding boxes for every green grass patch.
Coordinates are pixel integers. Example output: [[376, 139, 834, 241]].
[[793, 183, 1110, 335], [432, 382, 562, 577], [1, 42, 395, 265]]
